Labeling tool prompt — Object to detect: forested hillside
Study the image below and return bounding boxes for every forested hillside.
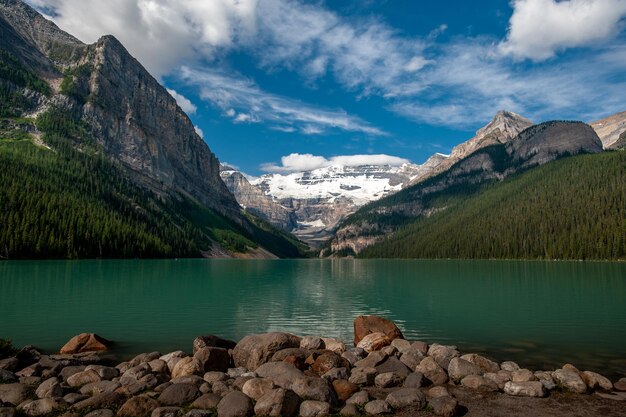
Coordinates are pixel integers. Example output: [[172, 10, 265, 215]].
[[360, 151, 625, 260]]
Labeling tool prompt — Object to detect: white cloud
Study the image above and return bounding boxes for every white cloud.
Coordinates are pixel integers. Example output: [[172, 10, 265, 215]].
[[179, 67, 387, 136], [261, 153, 410, 173], [499, 0, 626, 60], [166, 89, 197, 115], [194, 125, 204, 138]]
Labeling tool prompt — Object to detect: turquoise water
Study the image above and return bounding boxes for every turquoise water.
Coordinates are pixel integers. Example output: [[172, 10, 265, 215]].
[[1, 259, 625, 378]]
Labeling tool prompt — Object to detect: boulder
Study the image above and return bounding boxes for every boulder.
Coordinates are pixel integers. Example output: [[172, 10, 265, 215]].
[[291, 377, 335, 403], [460, 375, 498, 392], [152, 407, 183, 417], [35, 378, 63, 399], [321, 367, 349, 382], [484, 371, 512, 390], [385, 388, 426, 410], [148, 360, 169, 374], [300, 337, 325, 351], [348, 367, 377, 386], [504, 381, 545, 397], [428, 396, 458, 417], [0, 370, 17, 384], [63, 393, 88, 405], [255, 362, 303, 390], [118, 396, 160, 416], [122, 363, 151, 380], [85, 410, 115, 417], [614, 377, 626, 391], [447, 358, 482, 382], [375, 372, 402, 388], [500, 361, 520, 372], [159, 352, 187, 374], [320, 339, 346, 354], [191, 393, 221, 409], [534, 371, 556, 391], [0, 358, 19, 372], [60, 366, 86, 382], [582, 371, 613, 391], [129, 352, 161, 367], [427, 386, 450, 398], [18, 398, 65, 416], [299, 400, 330, 417], [79, 381, 121, 396], [16, 364, 41, 378], [427, 344, 459, 369], [232, 333, 300, 371], [194, 348, 230, 373], [158, 383, 199, 406], [552, 369, 587, 394], [184, 411, 212, 417], [375, 357, 411, 378], [332, 380, 358, 402], [312, 353, 348, 376], [355, 351, 388, 369], [193, 336, 237, 354], [342, 349, 366, 367], [203, 372, 227, 383], [339, 403, 359, 416], [253, 388, 300, 417], [403, 372, 425, 388], [0, 408, 15, 417], [0, 383, 33, 406], [353, 316, 403, 346], [416, 357, 448, 386], [399, 351, 423, 370], [71, 392, 123, 411], [511, 369, 536, 382], [363, 400, 391, 415], [356, 333, 391, 353], [460, 354, 499, 373], [171, 358, 203, 379], [85, 365, 119, 380], [390, 339, 411, 353], [216, 391, 253, 417], [346, 391, 369, 406], [67, 370, 101, 387], [271, 348, 309, 363], [241, 378, 275, 401], [60, 334, 112, 354]]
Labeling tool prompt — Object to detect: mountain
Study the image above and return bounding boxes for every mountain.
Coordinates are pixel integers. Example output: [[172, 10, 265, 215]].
[[326, 118, 604, 257], [360, 151, 625, 260], [591, 111, 626, 149], [0, 0, 305, 259]]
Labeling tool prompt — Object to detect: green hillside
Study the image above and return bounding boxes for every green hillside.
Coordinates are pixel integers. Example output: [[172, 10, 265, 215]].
[[0, 110, 307, 259], [360, 151, 625, 260]]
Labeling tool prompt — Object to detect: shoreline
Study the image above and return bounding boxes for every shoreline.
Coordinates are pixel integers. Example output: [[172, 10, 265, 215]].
[[1, 316, 625, 417]]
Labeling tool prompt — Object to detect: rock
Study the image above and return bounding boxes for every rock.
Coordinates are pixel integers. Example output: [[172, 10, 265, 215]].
[[71, 392, 123, 411], [63, 393, 88, 405], [484, 371, 512, 390], [320, 339, 346, 354], [253, 388, 300, 417], [193, 336, 237, 354], [60, 334, 112, 354], [291, 376, 335, 403], [149, 360, 169, 374], [20, 376, 43, 387], [255, 362, 303, 390], [346, 391, 369, 406], [355, 351, 388, 369], [375, 357, 411, 378], [118, 396, 160, 416], [216, 391, 253, 417], [339, 403, 359, 416], [312, 353, 348, 376], [504, 381, 545, 397], [211, 381, 231, 396], [552, 369, 587, 394], [172, 358, 203, 379], [159, 352, 187, 374], [80, 381, 121, 396], [500, 361, 520, 372], [18, 398, 65, 416], [170, 376, 204, 387], [299, 400, 330, 417], [534, 371, 556, 391], [191, 393, 221, 409], [232, 376, 254, 391], [356, 333, 391, 353], [363, 400, 391, 415], [399, 351, 423, 370], [353, 316, 403, 346], [60, 366, 86, 382], [403, 372, 425, 388], [582, 371, 613, 391], [0, 408, 14, 417], [460, 375, 498, 392], [228, 367, 254, 379], [447, 358, 482, 382], [271, 349, 309, 363], [85, 365, 119, 380], [129, 352, 162, 367], [416, 357, 448, 386], [0, 358, 19, 372], [152, 407, 183, 417], [614, 378, 626, 391], [348, 367, 377, 386], [390, 339, 411, 353], [332, 380, 358, 402], [203, 372, 227, 383], [67, 370, 101, 387], [380, 346, 397, 357], [427, 386, 450, 398], [511, 369, 535, 382], [375, 372, 402, 388], [428, 396, 458, 417], [342, 349, 366, 367], [427, 344, 459, 369], [0, 383, 33, 406], [158, 383, 199, 406], [385, 388, 426, 409], [35, 377, 62, 399], [460, 354, 499, 373], [16, 364, 41, 378], [184, 411, 212, 417], [194, 348, 230, 373], [241, 378, 274, 401], [594, 392, 626, 401], [232, 333, 300, 371], [321, 367, 349, 382], [85, 410, 114, 417], [0, 370, 17, 384], [300, 337, 325, 351]]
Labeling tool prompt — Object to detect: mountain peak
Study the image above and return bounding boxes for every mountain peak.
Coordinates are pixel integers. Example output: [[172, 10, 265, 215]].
[[477, 110, 533, 139]]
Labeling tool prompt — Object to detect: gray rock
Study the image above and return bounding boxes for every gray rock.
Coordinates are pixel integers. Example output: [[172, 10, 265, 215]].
[[428, 396, 457, 417], [483, 371, 511, 390], [291, 376, 334, 403], [184, 410, 213, 417], [0, 358, 18, 372], [194, 348, 230, 373], [35, 377, 62, 399], [427, 344, 459, 369], [211, 381, 231, 397], [118, 396, 160, 417], [149, 360, 169, 374], [403, 372, 425, 388], [504, 381, 545, 397], [60, 366, 86, 382], [346, 391, 369, 406], [216, 391, 253, 417], [552, 369, 587, 394], [0, 383, 33, 406], [253, 388, 300, 417], [129, 352, 161, 367], [374, 372, 402, 388], [460, 375, 498, 392], [460, 354, 499, 373], [255, 362, 303, 390], [191, 393, 221, 409], [300, 337, 325, 351], [19, 376, 42, 387], [0, 370, 17, 384], [500, 361, 520, 372], [390, 339, 412, 353], [159, 352, 187, 374], [18, 398, 65, 416], [158, 383, 200, 406], [84, 366, 119, 380], [67, 370, 101, 387], [354, 351, 387, 369], [399, 351, 423, 370], [193, 336, 236, 354], [241, 378, 275, 401], [385, 388, 426, 409], [534, 371, 556, 391], [63, 393, 88, 405], [122, 363, 151, 380], [232, 376, 254, 391], [71, 392, 123, 411], [339, 403, 359, 416], [232, 333, 300, 371], [348, 367, 376, 386], [84, 409, 114, 417], [427, 386, 450, 398], [416, 357, 448, 386], [152, 407, 183, 417], [321, 367, 349, 382], [0, 408, 15, 417], [270, 349, 309, 363], [227, 368, 251, 379], [79, 380, 120, 396], [363, 400, 391, 415], [16, 364, 41, 378], [203, 372, 227, 384], [511, 369, 536, 382], [447, 358, 482, 382], [375, 357, 411, 378], [320, 338, 346, 354], [299, 400, 330, 417]]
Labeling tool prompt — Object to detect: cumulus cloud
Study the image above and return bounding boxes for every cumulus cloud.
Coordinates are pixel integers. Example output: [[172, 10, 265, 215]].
[[166, 89, 197, 115], [261, 153, 410, 173], [178, 67, 387, 136], [499, 0, 626, 60]]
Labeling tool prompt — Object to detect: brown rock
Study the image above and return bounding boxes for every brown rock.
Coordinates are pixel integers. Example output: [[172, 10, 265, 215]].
[[232, 333, 301, 371], [429, 396, 457, 417], [312, 353, 348, 376], [332, 380, 358, 402], [353, 316, 403, 346], [60, 334, 112, 354], [614, 377, 626, 391], [460, 375, 498, 392], [192, 336, 236, 354], [416, 357, 448, 386], [356, 333, 391, 353], [582, 371, 613, 391], [193, 348, 230, 373], [118, 396, 160, 416]]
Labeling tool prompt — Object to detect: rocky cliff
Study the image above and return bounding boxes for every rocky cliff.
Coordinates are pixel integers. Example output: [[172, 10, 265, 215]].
[[590, 110, 626, 149]]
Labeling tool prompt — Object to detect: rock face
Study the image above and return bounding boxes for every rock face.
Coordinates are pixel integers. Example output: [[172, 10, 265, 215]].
[[353, 315, 404, 346], [590, 110, 626, 149], [60, 334, 112, 354]]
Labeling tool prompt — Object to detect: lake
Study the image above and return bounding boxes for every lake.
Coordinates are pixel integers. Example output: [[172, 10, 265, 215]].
[[1, 259, 625, 378]]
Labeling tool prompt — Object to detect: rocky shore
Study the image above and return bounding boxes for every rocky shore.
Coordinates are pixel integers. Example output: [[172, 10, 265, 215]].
[[1, 316, 625, 417]]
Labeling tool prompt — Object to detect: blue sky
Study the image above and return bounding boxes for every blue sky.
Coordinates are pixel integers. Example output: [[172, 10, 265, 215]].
[[28, 0, 626, 175]]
